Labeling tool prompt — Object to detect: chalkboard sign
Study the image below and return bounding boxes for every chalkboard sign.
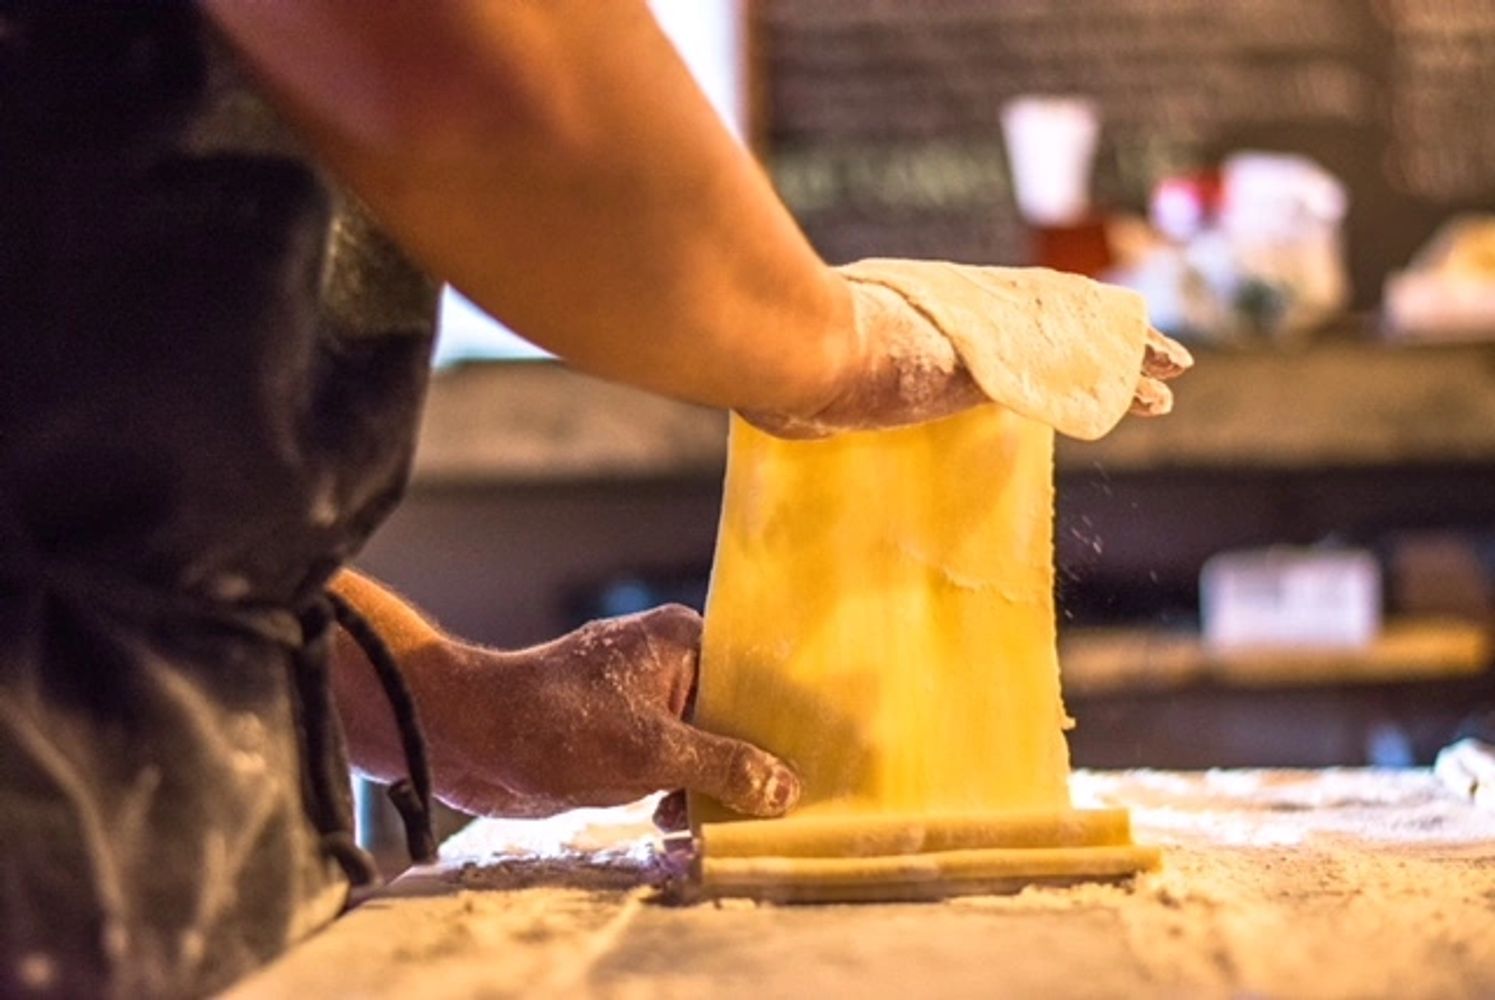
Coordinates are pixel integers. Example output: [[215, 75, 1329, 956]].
[[756, 0, 1495, 306]]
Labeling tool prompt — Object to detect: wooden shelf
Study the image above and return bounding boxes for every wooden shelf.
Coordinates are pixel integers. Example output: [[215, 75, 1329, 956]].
[[1060, 618, 1491, 697], [1061, 338, 1495, 474], [410, 339, 1495, 487]]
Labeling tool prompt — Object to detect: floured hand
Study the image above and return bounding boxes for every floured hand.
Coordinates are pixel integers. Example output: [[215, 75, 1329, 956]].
[[1133, 326, 1194, 416], [1435, 738, 1495, 811], [426, 605, 801, 825], [746, 260, 1191, 441]]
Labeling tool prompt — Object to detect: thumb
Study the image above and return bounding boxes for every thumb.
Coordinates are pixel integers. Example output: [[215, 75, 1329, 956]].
[[652, 717, 802, 819]]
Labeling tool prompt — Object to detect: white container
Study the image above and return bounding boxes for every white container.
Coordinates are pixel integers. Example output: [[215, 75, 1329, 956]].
[[1201, 548, 1382, 651], [1000, 96, 1100, 226]]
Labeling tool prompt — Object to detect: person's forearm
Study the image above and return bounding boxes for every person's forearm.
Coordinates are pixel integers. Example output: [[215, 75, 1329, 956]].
[[203, 0, 853, 418], [328, 570, 463, 785]]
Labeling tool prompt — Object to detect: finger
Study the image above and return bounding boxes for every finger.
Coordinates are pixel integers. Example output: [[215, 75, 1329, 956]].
[[1436, 739, 1495, 805], [636, 603, 702, 649], [633, 604, 702, 718], [1130, 376, 1173, 417], [652, 789, 689, 832], [1143, 328, 1193, 380], [651, 717, 801, 818]]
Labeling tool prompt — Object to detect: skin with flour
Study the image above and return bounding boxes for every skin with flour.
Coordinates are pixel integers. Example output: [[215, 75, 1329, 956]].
[[330, 573, 799, 824], [204, 0, 1192, 824]]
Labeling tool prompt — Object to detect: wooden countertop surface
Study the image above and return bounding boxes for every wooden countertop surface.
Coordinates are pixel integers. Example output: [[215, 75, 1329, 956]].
[[234, 769, 1495, 999]]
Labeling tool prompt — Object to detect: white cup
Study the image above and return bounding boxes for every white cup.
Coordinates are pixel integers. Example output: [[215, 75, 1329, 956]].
[[1001, 96, 1101, 226]]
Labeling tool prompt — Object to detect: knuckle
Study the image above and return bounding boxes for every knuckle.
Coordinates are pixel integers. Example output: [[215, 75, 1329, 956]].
[[724, 742, 763, 797], [645, 604, 703, 645]]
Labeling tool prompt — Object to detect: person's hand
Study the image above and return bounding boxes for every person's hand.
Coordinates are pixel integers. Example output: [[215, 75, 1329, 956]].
[[424, 605, 801, 827], [745, 261, 1192, 441], [1435, 738, 1495, 811]]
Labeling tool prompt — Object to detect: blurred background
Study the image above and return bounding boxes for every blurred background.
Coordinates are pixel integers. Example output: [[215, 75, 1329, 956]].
[[356, 0, 1495, 848]]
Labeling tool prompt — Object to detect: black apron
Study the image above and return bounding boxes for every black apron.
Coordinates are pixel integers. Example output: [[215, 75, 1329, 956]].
[[0, 5, 439, 996]]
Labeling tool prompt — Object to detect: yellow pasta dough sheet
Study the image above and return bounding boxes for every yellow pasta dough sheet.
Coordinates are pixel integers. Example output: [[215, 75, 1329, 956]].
[[688, 409, 1158, 900]]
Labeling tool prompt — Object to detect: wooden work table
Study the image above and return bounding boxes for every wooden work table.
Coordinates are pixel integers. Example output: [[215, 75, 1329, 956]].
[[234, 770, 1495, 999]]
